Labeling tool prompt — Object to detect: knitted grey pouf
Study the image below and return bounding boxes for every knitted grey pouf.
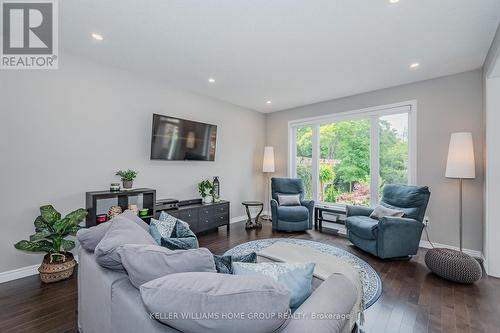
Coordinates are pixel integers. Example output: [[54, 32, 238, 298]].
[[425, 248, 482, 284]]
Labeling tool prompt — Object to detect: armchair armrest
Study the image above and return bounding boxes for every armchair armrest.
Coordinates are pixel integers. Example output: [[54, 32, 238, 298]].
[[377, 216, 424, 258], [300, 200, 314, 209], [346, 205, 374, 217], [379, 216, 423, 227], [270, 199, 279, 229], [301, 200, 314, 229]]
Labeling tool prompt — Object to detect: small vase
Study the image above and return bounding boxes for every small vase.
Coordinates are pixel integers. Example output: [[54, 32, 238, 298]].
[[203, 196, 212, 204], [122, 180, 133, 190]]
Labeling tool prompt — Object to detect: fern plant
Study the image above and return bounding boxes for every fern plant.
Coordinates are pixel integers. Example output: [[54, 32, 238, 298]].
[[14, 205, 87, 263]]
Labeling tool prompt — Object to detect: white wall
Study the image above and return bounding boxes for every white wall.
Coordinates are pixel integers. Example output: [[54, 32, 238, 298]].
[[0, 54, 265, 274], [484, 77, 500, 277], [265, 70, 484, 252], [483, 24, 500, 277]]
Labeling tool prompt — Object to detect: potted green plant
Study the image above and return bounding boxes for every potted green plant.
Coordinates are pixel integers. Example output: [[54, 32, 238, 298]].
[[14, 205, 87, 283], [116, 169, 138, 190], [198, 179, 213, 203]]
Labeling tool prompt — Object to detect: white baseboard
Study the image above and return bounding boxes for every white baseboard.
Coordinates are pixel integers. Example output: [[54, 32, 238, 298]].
[[0, 264, 40, 284], [0, 254, 80, 284], [230, 210, 271, 224], [419, 240, 485, 262], [230, 215, 247, 224]]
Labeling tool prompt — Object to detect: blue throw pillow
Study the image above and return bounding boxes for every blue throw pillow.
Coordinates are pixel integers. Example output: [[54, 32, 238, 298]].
[[232, 262, 315, 309], [149, 216, 177, 245], [154, 211, 199, 250], [213, 252, 257, 274]]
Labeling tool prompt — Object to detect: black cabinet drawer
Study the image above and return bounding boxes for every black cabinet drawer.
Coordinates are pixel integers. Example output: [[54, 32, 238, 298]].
[[214, 203, 229, 215], [197, 213, 229, 231], [213, 213, 229, 226], [199, 206, 214, 218], [180, 209, 198, 223], [199, 216, 213, 227]]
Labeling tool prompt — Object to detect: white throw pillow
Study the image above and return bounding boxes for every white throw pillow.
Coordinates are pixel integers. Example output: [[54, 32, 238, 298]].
[[370, 205, 404, 220], [278, 194, 301, 206]]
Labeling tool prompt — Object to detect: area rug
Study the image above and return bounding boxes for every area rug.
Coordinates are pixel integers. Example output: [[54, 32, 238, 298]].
[[224, 238, 382, 308]]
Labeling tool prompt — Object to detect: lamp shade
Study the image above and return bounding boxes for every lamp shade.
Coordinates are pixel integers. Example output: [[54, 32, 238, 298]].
[[262, 146, 275, 173], [445, 132, 475, 179]]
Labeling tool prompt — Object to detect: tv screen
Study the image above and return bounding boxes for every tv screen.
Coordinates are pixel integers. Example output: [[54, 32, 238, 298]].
[[150, 114, 217, 161]]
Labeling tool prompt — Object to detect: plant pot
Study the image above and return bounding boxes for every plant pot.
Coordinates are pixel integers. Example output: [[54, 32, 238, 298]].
[[203, 196, 212, 204], [38, 252, 76, 283], [122, 180, 133, 190]]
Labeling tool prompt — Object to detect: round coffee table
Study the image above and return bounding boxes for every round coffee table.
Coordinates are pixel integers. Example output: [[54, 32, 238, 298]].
[[242, 201, 263, 229]]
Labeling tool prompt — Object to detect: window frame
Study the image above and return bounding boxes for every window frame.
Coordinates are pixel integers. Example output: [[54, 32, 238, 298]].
[[288, 100, 417, 207]]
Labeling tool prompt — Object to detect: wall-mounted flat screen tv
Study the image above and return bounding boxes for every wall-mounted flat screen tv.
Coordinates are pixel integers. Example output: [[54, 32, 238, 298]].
[[150, 114, 217, 161]]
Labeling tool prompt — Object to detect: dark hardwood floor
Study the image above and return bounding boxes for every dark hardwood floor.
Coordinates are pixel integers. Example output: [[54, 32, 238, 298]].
[[1, 220, 499, 333]]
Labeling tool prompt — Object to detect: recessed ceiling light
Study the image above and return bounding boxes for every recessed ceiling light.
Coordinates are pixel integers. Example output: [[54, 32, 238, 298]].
[[208, 78, 216, 83], [266, 101, 272, 104], [91, 33, 104, 41], [389, 0, 400, 3], [410, 62, 420, 69]]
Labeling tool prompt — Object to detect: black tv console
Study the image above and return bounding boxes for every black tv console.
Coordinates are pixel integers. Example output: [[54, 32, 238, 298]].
[[156, 199, 230, 234]]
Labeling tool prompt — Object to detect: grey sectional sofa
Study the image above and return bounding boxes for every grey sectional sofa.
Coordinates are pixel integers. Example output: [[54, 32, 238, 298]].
[[78, 248, 358, 333]]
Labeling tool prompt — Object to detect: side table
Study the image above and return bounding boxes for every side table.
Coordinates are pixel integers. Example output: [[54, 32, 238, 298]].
[[242, 201, 263, 229]]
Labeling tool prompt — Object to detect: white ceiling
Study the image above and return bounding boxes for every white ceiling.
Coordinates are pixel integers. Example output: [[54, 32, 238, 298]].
[[60, 0, 500, 113]]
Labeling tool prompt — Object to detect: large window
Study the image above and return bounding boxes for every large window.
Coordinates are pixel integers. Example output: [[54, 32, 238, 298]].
[[296, 126, 313, 200], [289, 102, 415, 207]]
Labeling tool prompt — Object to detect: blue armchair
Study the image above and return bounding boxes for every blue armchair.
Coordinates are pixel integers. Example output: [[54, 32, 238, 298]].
[[270, 178, 314, 231], [345, 184, 430, 259]]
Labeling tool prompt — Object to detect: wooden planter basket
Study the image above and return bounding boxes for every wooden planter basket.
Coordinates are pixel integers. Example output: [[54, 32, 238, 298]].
[[38, 253, 76, 283]]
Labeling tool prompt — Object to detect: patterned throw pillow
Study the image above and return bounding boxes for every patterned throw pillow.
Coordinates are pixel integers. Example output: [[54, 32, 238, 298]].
[[158, 210, 175, 221], [232, 262, 315, 309], [149, 216, 177, 245], [213, 252, 257, 274], [158, 210, 191, 229]]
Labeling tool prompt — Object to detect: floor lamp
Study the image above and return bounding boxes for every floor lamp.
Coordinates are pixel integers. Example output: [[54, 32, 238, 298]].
[[424, 132, 482, 283], [445, 132, 476, 252], [262, 146, 275, 221]]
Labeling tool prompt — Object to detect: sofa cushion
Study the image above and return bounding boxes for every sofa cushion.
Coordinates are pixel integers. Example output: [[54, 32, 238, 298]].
[[76, 210, 149, 252], [94, 215, 156, 271], [140, 272, 290, 333], [117, 244, 216, 288], [76, 221, 112, 252], [282, 274, 357, 333], [345, 216, 379, 240], [213, 252, 257, 274], [121, 210, 150, 231], [277, 205, 309, 222], [232, 262, 315, 309]]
